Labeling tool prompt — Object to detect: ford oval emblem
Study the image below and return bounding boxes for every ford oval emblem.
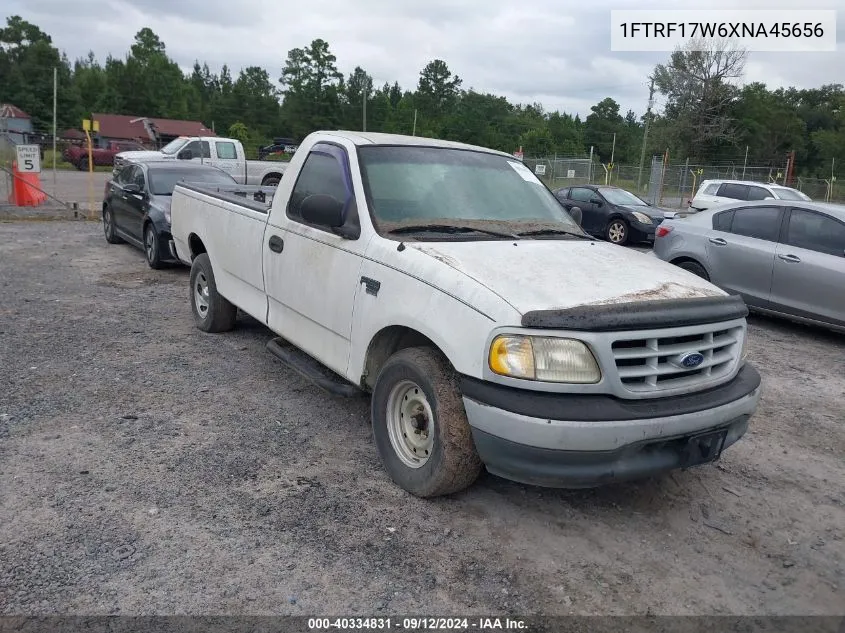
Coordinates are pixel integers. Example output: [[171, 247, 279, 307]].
[[674, 352, 705, 368]]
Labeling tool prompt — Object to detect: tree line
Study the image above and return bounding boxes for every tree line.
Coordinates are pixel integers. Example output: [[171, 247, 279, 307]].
[[0, 15, 842, 177]]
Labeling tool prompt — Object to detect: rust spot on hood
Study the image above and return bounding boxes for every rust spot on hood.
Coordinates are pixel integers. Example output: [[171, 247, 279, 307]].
[[412, 245, 461, 269], [583, 282, 723, 306]]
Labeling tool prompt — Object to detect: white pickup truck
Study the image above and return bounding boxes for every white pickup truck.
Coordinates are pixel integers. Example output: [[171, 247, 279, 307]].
[[114, 136, 287, 187], [170, 131, 762, 497]]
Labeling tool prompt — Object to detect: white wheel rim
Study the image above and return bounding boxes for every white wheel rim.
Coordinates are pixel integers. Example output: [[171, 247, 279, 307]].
[[145, 229, 155, 261], [194, 272, 210, 318], [386, 380, 434, 468]]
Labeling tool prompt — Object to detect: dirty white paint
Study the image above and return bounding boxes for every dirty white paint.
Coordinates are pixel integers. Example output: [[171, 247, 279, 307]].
[[171, 130, 733, 385]]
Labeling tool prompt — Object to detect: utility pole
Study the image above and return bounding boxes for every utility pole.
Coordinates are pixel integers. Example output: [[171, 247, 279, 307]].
[[52, 67, 57, 194], [610, 133, 616, 166], [362, 89, 367, 132], [742, 145, 748, 180], [412, 109, 417, 136], [637, 76, 655, 192]]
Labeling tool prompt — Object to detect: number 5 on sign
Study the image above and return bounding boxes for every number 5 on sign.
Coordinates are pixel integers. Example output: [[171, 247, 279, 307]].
[[16, 145, 41, 173]]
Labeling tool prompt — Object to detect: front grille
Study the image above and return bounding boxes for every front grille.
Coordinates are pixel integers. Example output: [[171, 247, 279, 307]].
[[611, 325, 742, 393]]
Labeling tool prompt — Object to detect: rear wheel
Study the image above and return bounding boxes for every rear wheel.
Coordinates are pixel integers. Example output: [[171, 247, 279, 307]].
[[102, 206, 123, 244], [189, 253, 237, 333], [677, 260, 709, 281], [261, 175, 281, 187], [606, 218, 629, 245], [371, 347, 482, 497], [144, 224, 164, 269]]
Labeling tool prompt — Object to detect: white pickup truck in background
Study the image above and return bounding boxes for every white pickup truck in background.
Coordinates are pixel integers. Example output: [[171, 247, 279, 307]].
[[170, 130, 762, 498], [114, 135, 288, 187]]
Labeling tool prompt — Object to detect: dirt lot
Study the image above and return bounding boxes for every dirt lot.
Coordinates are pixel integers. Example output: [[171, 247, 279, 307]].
[[1, 221, 843, 616]]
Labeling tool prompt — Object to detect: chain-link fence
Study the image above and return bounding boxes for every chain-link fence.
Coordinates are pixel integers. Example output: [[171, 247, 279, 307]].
[[524, 153, 836, 208]]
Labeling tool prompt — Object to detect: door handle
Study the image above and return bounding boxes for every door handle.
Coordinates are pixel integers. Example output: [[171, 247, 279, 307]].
[[709, 237, 728, 246], [778, 253, 801, 263], [268, 235, 284, 253]]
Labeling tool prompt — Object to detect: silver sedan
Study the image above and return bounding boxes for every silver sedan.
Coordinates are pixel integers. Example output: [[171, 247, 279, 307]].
[[653, 200, 845, 333]]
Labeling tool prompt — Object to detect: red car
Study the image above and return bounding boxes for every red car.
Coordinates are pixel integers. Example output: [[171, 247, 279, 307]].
[[64, 140, 146, 170]]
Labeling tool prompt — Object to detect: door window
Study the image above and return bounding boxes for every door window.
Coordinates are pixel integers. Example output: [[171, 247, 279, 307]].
[[716, 183, 748, 200], [554, 188, 570, 200], [702, 183, 720, 195], [746, 185, 771, 201], [287, 148, 352, 229], [569, 187, 594, 203], [729, 206, 782, 242], [215, 141, 237, 160], [182, 140, 211, 159], [784, 209, 845, 257], [712, 209, 734, 232]]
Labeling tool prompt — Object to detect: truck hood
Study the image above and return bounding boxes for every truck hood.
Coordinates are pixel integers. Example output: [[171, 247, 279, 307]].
[[407, 239, 724, 314], [116, 150, 168, 161]]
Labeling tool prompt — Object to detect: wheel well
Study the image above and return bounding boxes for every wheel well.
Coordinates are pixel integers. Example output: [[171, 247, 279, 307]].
[[188, 233, 207, 260], [261, 172, 282, 185], [361, 326, 438, 391], [670, 256, 709, 277]]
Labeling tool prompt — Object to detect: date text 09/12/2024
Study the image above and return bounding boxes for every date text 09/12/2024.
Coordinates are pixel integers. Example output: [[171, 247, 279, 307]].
[[307, 617, 528, 630]]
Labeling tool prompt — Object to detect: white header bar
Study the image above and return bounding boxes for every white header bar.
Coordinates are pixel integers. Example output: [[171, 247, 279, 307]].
[[611, 10, 837, 52]]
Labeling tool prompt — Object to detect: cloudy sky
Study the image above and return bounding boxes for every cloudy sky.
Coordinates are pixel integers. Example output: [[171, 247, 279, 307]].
[[6, 0, 844, 118]]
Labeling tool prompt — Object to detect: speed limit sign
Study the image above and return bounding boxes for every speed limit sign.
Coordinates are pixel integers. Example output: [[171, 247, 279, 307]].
[[16, 145, 41, 173]]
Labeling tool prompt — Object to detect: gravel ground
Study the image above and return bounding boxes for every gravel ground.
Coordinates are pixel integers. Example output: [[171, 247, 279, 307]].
[[1, 221, 843, 616]]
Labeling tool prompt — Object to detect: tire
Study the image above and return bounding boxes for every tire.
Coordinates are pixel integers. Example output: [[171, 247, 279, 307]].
[[76, 158, 88, 171], [189, 253, 237, 333], [144, 223, 164, 270], [606, 218, 629, 245], [677, 260, 710, 281], [102, 206, 123, 244], [371, 347, 482, 498], [261, 175, 281, 187]]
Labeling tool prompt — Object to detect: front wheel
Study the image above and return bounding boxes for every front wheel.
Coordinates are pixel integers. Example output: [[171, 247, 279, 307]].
[[189, 253, 237, 333], [144, 224, 164, 269], [606, 218, 629, 245], [103, 206, 123, 244], [261, 175, 280, 187], [371, 347, 482, 497]]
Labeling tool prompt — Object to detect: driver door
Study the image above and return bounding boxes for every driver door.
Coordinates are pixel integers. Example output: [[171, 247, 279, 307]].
[[567, 187, 601, 234]]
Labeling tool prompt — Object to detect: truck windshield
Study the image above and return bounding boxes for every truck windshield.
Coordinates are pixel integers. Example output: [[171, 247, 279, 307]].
[[160, 138, 189, 155], [358, 146, 584, 237], [148, 168, 236, 195]]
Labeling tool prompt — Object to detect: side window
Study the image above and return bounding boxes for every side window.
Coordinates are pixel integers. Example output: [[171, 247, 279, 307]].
[[569, 187, 594, 202], [717, 183, 748, 200], [288, 149, 351, 228], [785, 209, 845, 256], [182, 141, 211, 159], [703, 183, 720, 195], [117, 165, 134, 185], [215, 141, 237, 160], [712, 210, 734, 232], [555, 188, 570, 200], [747, 185, 770, 201], [730, 206, 782, 242], [133, 166, 146, 190]]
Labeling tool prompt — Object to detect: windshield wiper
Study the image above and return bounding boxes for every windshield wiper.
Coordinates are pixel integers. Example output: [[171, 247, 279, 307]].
[[516, 228, 590, 239], [387, 224, 519, 239]]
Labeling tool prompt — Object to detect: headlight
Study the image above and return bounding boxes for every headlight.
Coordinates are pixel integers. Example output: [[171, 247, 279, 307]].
[[632, 211, 653, 224], [489, 335, 601, 383]]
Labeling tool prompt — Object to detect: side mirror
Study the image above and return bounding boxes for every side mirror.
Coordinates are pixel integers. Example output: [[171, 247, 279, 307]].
[[177, 149, 193, 160], [568, 206, 583, 226], [590, 197, 603, 206], [301, 194, 344, 228], [123, 183, 141, 194]]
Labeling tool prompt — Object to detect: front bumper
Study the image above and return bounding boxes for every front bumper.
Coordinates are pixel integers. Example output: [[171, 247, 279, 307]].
[[630, 221, 658, 243], [461, 365, 761, 488]]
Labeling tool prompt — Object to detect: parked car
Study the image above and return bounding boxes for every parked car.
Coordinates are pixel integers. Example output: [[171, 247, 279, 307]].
[[113, 136, 288, 187], [689, 179, 810, 211], [169, 130, 761, 498], [102, 161, 239, 269], [553, 184, 668, 245], [653, 200, 845, 333], [258, 137, 299, 160], [64, 140, 146, 170]]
